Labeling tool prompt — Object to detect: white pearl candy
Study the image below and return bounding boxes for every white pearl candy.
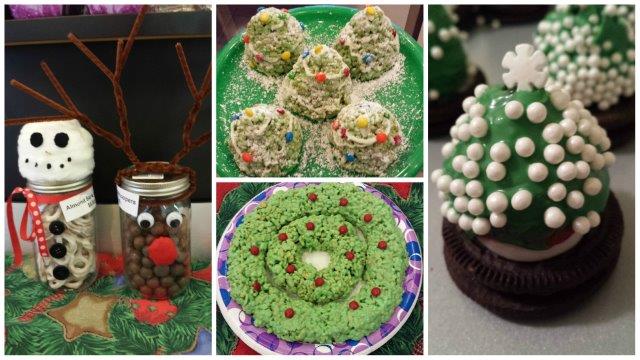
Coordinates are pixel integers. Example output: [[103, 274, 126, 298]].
[[544, 207, 566, 229], [450, 180, 466, 197], [526, 102, 548, 123], [575, 160, 591, 179], [581, 144, 597, 162], [486, 191, 508, 213], [452, 155, 467, 172], [547, 183, 567, 202], [490, 212, 507, 228], [572, 216, 591, 235], [557, 162, 577, 181], [511, 189, 533, 210], [583, 177, 602, 195], [504, 100, 524, 119], [489, 142, 511, 162], [458, 214, 473, 231], [440, 202, 450, 216], [462, 161, 480, 179], [453, 196, 469, 213], [591, 154, 605, 170], [603, 151, 616, 166], [566, 190, 585, 209], [468, 103, 486, 117], [542, 123, 564, 143], [486, 162, 507, 181], [458, 123, 471, 141], [550, 89, 570, 110], [462, 96, 477, 112], [515, 137, 535, 157], [436, 174, 452, 192], [566, 135, 585, 154], [528, 163, 549, 182], [441, 142, 455, 158], [468, 198, 485, 215], [587, 211, 601, 227], [466, 143, 484, 161], [469, 117, 488, 138], [446, 208, 460, 223], [465, 180, 483, 198], [474, 84, 488, 97], [543, 144, 565, 164], [431, 169, 443, 183], [472, 218, 491, 235], [559, 119, 577, 137]]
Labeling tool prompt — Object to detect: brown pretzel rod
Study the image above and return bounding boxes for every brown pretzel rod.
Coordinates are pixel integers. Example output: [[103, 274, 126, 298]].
[[114, 40, 125, 81], [67, 33, 114, 80], [40, 61, 79, 113], [113, 83, 139, 164], [175, 43, 198, 99], [6, 115, 71, 126]]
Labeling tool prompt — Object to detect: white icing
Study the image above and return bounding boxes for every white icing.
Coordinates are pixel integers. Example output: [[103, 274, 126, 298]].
[[501, 43, 548, 90], [479, 231, 583, 262]]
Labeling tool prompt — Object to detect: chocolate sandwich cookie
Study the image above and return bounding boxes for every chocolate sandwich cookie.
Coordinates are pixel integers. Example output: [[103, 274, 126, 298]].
[[455, 5, 550, 31], [443, 192, 623, 319]]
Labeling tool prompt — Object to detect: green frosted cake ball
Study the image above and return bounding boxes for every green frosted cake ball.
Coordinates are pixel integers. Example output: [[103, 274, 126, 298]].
[[428, 5, 474, 101], [328, 101, 403, 175], [242, 7, 305, 76], [534, 5, 635, 110], [228, 104, 303, 176], [279, 44, 352, 121], [334, 6, 400, 81], [431, 44, 616, 258]]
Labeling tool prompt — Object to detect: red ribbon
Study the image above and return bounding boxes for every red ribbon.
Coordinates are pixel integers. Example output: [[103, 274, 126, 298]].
[[6, 184, 92, 267]]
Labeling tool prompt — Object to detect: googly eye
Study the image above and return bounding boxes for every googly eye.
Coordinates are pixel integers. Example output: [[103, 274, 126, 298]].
[[137, 212, 155, 229], [166, 211, 183, 228]]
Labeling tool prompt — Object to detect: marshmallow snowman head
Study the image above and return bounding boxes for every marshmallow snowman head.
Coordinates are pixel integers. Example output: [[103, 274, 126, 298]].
[[17, 119, 94, 184]]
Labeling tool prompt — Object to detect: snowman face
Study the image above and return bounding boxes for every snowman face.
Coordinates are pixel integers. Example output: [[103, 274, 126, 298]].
[[17, 119, 94, 184]]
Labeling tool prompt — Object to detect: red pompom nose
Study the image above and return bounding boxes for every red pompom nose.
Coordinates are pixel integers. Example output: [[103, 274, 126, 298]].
[[148, 236, 178, 266]]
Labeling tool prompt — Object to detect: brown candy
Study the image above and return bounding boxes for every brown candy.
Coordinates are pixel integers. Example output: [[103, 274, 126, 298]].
[[154, 287, 168, 298], [168, 285, 181, 296], [128, 263, 141, 274], [178, 277, 190, 288], [129, 250, 142, 263], [132, 274, 145, 287], [150, 222, 166, 236], [140, 267, 153, 279], [140, 285, 152, 295], [133, 235, 145, 250], [147, 277, 160, 289], [145, 234, 155, 244], [154, 266, 170, 277], [161, 276, 175, 287], [171, 264, 185, 277], [141, 257, 154, 268]]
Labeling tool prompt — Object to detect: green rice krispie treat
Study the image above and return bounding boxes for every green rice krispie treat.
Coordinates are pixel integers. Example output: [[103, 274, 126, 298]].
[[334, 6, 400, 81], [329, 101, 403, 175], [242, 7, 305, 76], [228, 104, 303, 176], [227, 183, 407, 343], [431, 44, 616, 261], [278, 44, 353, 121], [428, 5, 475, 101], [534, 5, 635, 110]]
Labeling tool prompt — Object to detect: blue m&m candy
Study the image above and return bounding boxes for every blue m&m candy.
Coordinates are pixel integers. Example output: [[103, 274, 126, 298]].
[[302, 49, 310, 58], [346, 152, 356, 162], [299, 21, 305, 30], [285, 132, 294, 143], [231, 113, 241, 121], [257, 6, 266, 12], [362, 53, 375, 65]]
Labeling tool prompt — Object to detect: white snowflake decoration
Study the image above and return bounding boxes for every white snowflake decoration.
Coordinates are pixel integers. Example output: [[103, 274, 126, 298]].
[[502, 44, 548, 91]]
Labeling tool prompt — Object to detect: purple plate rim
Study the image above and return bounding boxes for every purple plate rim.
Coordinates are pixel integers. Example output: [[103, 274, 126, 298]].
[[216, 182, 423, 355]]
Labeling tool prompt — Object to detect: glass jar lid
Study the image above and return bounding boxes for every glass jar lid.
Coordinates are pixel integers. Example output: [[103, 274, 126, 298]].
[[27, 176, 92, 194], [120, 167, 190, 198]]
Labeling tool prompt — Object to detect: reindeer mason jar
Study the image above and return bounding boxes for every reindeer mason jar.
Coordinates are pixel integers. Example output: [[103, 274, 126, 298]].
[[118, 170, 192, 299]]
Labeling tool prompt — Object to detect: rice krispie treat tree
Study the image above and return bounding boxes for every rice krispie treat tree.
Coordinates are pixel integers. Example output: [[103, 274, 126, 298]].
[[334, 6, 399, 81], [243, 7, 305, 76], [228, 104, 303, 176], [428, 5, 473, 102], [534, 5, 635, 111], [329, 101, 403, 175], [279, 44, 352, 120], [432, 43, 615, 260]]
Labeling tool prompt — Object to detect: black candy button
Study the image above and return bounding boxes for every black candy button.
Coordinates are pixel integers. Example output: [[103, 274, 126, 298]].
[[52, 265, 70, 280], [49, 220, 66, 235], [49, 243, 67, 259]]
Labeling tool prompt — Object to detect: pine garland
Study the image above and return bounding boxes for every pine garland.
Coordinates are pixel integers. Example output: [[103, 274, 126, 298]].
[[5, 256, 211, 355], [215, 183, 424, 354]]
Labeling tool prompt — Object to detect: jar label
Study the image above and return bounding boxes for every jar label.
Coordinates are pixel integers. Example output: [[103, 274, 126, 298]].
[[59, 186, 96, 222], [117, 185, 140, 217]]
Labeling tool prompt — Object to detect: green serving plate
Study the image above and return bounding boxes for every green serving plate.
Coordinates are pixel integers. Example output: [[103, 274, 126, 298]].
[[216, 5, 424, 177]]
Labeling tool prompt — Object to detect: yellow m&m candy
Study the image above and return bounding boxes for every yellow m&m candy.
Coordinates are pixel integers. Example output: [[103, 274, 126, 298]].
[[259, 13, 270, 24], [314, 45, 323, 55], [365, 6, 376, 16], [244, 108, 254, 117], [281, 51, 291, 61], [356, 116, 368, 128]]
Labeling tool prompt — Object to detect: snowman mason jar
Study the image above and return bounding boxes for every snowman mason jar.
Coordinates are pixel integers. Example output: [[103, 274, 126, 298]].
[[27, 177, 98, 291], [117, 171, 192, 299]]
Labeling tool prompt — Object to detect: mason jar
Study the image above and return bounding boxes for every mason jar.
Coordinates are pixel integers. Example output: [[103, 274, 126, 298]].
[[118, 171, 191, 299], [28, 176, 97, 291]]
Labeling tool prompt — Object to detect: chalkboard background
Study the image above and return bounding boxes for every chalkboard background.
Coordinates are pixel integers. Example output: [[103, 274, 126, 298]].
[[5, 11, 212, 203]]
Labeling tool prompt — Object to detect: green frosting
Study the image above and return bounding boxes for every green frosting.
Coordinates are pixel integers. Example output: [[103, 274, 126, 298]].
[[243, 7, 306, 76], [334, 6, 400, 81], [535, 5, 635, 110], [227, 183, 406, 343], [435, 85, 613, 250], [428, 5, 469, 101]]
